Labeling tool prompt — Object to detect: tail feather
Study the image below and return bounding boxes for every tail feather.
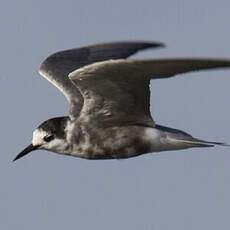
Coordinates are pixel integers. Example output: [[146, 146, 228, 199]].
[[173, 138, 230, 148], [155, 124, 229, 149]]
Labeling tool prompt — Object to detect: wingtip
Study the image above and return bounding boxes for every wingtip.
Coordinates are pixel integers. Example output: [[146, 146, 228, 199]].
[[135, 41, 166, 49], [150, 41, 166, 48], [89, 40, 166, 51]]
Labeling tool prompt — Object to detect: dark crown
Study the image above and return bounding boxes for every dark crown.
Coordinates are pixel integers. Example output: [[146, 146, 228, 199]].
[[38, 116, 69, 139]]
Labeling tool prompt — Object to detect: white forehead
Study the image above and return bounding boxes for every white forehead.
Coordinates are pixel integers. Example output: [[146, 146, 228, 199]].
[[32, 129, 48, 146]]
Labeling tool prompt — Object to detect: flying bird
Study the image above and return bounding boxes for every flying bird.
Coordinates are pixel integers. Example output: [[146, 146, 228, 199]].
[[14, 41, 230, 161]]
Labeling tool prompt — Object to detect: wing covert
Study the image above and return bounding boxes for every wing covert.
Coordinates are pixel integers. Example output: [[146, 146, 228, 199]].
[[69, 58, 230, 127]]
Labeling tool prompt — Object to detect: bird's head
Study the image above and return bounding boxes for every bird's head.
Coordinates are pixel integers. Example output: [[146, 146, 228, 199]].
[[13, 117, 70, 161]]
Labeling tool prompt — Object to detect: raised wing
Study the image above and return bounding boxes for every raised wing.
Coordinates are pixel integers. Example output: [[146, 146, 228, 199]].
[[39, 41, 164, 119], [69, 58, 230, 128]]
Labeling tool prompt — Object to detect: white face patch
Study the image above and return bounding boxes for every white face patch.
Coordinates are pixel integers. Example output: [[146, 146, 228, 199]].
[[32, 128, 70, 154], [32, 129, 48, 146]]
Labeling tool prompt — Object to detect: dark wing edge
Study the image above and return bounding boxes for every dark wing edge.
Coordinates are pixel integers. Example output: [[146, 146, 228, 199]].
[[39, 41, 165, 119]]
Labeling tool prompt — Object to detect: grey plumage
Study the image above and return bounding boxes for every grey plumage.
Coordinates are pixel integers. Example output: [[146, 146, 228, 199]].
[[69, 58, 230, 128], [14, 41, 230, 161]]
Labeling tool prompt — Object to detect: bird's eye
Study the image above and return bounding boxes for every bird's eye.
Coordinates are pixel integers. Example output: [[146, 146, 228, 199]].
[[43, 135, 54, 142]]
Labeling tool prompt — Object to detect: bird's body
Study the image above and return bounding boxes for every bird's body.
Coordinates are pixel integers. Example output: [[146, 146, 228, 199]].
[[30, 116, 227, 160], [14, 41, 230, 161], [67, 124, 216, 160]]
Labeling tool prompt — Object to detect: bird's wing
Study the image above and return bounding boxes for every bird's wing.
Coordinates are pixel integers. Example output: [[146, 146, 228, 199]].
[[69, 58, 230, 128], [38, 41, 164, 119]]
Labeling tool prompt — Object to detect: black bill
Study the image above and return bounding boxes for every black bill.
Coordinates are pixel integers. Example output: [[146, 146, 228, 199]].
[[13, 144, 38, 162]]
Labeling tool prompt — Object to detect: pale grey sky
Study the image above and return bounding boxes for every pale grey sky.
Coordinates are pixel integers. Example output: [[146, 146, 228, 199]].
[[1, 0, 230, 229]]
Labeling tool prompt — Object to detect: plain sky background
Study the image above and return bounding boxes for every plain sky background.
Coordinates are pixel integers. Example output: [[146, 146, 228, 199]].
[[1, 0, 230, 229]]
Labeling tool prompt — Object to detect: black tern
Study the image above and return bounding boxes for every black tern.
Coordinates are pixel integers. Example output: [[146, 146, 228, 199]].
[[14, 41, 230, 161]]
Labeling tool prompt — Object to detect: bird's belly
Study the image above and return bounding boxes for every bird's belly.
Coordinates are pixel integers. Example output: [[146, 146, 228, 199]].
[[64, 124, 208, 159], [68, 126, 175, 160], [70, 140, 151, 160]]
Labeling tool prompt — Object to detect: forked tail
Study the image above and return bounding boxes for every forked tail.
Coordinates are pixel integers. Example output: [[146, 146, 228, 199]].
[[173, 138, 230, 148], [155, 124, 229, 149]]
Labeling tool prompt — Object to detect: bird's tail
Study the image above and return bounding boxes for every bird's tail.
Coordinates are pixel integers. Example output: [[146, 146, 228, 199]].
[[173, 138, 230, 148], [155, 124, 229, 149]]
